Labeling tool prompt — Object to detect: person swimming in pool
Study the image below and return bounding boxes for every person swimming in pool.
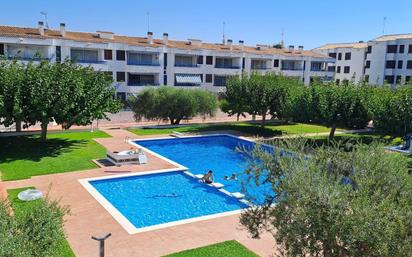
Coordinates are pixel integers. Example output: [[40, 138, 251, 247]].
[[224, 173, 237, 181], [202, 170, 214, 184]]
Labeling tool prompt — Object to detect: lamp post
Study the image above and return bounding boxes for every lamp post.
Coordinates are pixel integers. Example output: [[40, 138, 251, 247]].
[[91, 233, 111, 257]]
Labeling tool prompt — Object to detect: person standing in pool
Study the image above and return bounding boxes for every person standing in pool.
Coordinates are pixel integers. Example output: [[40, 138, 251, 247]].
[[202, 170, 214, 184]]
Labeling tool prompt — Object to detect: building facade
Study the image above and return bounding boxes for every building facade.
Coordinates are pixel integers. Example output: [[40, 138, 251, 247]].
[[313, 34, 412, 86], [0, 22, 334, 101], [313, 42, 367, 84]]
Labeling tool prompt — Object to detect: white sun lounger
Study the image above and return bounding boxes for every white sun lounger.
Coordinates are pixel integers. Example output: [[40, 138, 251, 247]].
[[170, 131, 184, 138], [231, 192, 245, 199], [106, 150, 147, 165]]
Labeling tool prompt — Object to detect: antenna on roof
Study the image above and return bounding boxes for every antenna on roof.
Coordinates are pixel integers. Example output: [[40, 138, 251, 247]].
[[382, 16, 387, 35], [40, 11, 49, 29], [146, 12, 150, 32], [222, 21, 226, 44]]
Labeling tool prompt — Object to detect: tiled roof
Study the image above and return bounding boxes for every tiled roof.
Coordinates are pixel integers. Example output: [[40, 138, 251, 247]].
[[372, 33, 412, 42], [313, 42, 367, 50], [0, 25, 329, 59]]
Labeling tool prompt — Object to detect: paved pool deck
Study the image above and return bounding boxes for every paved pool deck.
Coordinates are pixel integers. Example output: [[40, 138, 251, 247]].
[[2, 129, 279, 257]]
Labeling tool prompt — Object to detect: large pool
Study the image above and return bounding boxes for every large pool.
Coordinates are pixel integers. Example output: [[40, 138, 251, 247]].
[[135, 135, 273, 204], [83, 135, 273, 233]]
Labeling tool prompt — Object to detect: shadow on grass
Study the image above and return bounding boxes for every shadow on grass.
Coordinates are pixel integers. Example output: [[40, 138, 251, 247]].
[[0, 136, 87, 164]]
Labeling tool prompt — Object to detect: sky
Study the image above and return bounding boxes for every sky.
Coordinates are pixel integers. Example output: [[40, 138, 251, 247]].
[[1, 0, 412, 49]]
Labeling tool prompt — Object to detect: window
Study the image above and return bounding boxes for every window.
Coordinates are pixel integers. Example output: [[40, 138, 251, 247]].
[[163, 75, 167, 85], [366, 46, 372, 54], [116, 72, 125, 82], [128, 74, 155, 86], [365, 60, 371, 68], [335, 79, 340, 85], [55, 46, 61, 63], [197, 55, 203, 65], [336, 66, 341, 73], [164, 53, 168, 67], [214, 75, 227, 87], [70, 49, 98, 63], [385, 75, 395, 84], [104, 49, 112, 60], [337, 53, 342, 60], [406, 76, 411, 84], [386, 60, 396, 69], [116, 50, 125, 61], [387, 45, 397, 53], [328, 53, 337, 58], [398, 60, 403, 69], [0, 44, 4, 55], [345, 52, 351, 60], [396, 75, 402, 84], [273, 59, 279, 67], [327, 66, 335, 72], [206, 56, 213, 65], [399, 45, 405, 54], [344, 66, 350, 73], [407, 60, 412, 69], [409, 45, 412, 54], [242, 58, 245, 69], [205, 74, 212, 83]]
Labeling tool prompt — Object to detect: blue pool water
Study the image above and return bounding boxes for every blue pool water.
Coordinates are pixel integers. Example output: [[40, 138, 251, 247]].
[[90, 171, 248, 228], [136, 135, 274, 204]]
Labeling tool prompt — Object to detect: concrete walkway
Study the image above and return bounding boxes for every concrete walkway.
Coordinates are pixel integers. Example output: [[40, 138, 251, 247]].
[[2, 128, 279, 257]]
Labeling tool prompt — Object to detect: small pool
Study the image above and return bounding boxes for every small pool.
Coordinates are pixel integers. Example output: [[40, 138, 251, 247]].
[[86, 170, 248, 232]]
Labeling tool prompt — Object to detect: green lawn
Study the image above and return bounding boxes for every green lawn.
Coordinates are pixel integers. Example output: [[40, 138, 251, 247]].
[[0, 130, 110, 181], [308, 132, 402, 147], [129, 122, 335, 137], [163, 240, 259, 257], [7, 187, 75, 257]]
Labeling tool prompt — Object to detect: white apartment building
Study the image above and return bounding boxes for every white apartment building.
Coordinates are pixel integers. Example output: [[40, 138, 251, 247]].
[[365, 34, 412, 86], [0, 22, 334, 101], [313, 34, 412, 86], [313, 42, 367, 84]]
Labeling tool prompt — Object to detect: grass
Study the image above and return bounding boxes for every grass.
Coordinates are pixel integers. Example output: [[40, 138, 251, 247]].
[[0, 130, 110, 181], [163, 240, 259, 257], [7, 187, 75, 257], [307, 132, 402, 147], [128, 122, 336, 137]]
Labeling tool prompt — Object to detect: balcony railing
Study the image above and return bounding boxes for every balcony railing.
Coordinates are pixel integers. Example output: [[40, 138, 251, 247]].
[[74, 59, 106, 64], [7, 56, 50, 61], [127, 60, 160, 66], [281, 67, 303, 71], [127, 83, 160, 86], [310, 68, 328, 72], [215, 64, 240, 69], [251, 66, 271, 70], [174, 63, 199, 67]]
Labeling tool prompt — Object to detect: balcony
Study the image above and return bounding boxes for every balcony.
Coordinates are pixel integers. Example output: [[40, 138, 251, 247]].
[[281, 67, 303, 71], [174, 63, 199, 68], [7, 55, 50, 61], [75, 59, 106, 64], [215, 64, 240, 69], [127, 60, 160, 66]]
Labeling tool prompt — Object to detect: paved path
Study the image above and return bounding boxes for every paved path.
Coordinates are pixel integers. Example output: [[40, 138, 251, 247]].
[[2, 128, 279, 257]]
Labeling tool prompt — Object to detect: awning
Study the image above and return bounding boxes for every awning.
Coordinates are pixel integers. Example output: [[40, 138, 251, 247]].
[[175, 74, 202, 84]]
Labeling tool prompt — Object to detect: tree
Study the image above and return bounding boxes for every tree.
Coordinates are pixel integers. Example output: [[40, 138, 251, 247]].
[[223, 72, 295, 127], [240, 139, 412, 257], [221, 74, 248, 121], [0, 58, 29, 132], [292, 83, 370, 140], [23, 60, 121, 140], [370, 85, 412, 136], [129, 87, 218, 125]]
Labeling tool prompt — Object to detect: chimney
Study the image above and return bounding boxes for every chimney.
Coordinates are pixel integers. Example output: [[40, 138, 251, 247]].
[[59, 23, 66, 37], [147, 32, 153, 44], [227, 39, 233, 50], [288, 45, 294, 52], [38, 21, 44, 36], [163, 33, 168, 45], [298, 45, 304, 52], [239, 40, 244, 50]]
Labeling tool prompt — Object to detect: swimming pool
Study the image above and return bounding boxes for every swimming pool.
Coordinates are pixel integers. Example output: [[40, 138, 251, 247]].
[[134, 135, 274, 204], [80, 134, 273, 233]]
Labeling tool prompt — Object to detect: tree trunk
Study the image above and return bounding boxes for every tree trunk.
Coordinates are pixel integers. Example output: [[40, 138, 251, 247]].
[[329, 124, 337, 141], [175, 118, 181, 125], [261, 114, 266, 127], [252, 114, 256, 121], [40, 120, 48, 141], [236, 113, 240, 121], [15, 119, 22, 132]]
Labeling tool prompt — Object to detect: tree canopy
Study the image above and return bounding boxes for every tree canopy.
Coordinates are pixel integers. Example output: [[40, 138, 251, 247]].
[[240, 139, 412, 257], [0, 59, 122, 140], [129, 87, 218, 125]]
